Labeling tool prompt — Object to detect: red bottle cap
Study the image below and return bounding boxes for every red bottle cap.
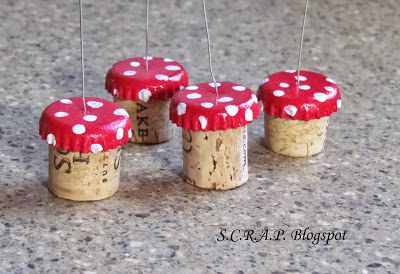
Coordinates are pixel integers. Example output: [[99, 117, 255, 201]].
[[170, 82, 260, 131], [105, 56, 189, 102], [257, 70, 341, 120], [39, 97, 132, 153]]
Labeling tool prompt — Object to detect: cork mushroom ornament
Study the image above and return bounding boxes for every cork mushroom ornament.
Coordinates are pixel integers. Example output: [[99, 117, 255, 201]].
[[105, 1, 189, 144], [257, 0, 342, 157]]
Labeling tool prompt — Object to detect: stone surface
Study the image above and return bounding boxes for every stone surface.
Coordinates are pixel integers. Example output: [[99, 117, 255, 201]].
[[0, 0, 399, 273]]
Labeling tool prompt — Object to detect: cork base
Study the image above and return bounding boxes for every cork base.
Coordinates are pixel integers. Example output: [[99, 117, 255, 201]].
[[48, 146, 122, 201], [264, 113, 329, 157], [182, 127, 248, 190], [114, 97, 173, 144]]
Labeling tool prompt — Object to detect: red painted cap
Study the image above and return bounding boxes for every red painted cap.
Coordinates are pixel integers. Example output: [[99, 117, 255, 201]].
[[257, 70, 342, 120], [105, 56, 189, 102], [170, 82, 260, 131], [39, 97, 132, 153]]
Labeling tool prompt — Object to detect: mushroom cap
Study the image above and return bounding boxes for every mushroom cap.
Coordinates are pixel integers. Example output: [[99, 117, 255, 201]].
[[39, 97, 132, 153], [170, 82, 260, 131], [105, 56, 189, 102], [257, 70, 341, 120]]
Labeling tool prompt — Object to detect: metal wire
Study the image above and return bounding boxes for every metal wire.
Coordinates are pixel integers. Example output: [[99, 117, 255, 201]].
[[296, 0, 309, 88], [79, 0, 87, 114], [201, 0, 219, 101], [145, 0, 150, 71]]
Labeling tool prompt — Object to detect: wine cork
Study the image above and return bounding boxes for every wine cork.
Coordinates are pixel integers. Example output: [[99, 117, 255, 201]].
[[48, 146, 122, 201], [114, 97, 173, 144], [264, 113, 329, 157], [182, 127, 248, 190]]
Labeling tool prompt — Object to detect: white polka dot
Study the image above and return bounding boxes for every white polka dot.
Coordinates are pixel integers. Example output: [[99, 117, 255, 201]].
[[284, 105, 298, 117], [164, 58, 173, 62], [46, 133, 56, 145], [60, 99, 72, 104], [251, 94, 258, 103], [295, 75, 307, 81], [180, 86, 185, 91], [113, 108, 129, 117], [217, 97, 233, 103], [128, 129, 133, 138], [245, 109, 253, 121], [123, 70, 136, 76], [90, 144, 103, 153], [314, 93, 328, 102], [177, 103, 187, 115], [232, 86, 246, 91], [324, 86, 336, 93], [72, 124, 86, 135], [130, 61, 140, 67], [113, 88, 118, 96], [273, 90, 285, 97], [198, 116, 207, 130], [225, 105, 239, 116], [186, 86, 198, 90], [186, 93, 202, 99], [87, 101, 103, 108], [83, 115, 97, 122], [138, 89, 152, 102], [201, 102, 214, 108], [165, 65, 181, 71], [279, 82, 289, 88], [209, 82, 221, 88], [143, 56, 153, 60], [260, 78, 269, 84], [299, 85, 311, 90], [337, 99, 342, 109], [285, 70, 296, 73], [116, 128, 124, 140], [155, 74, 169, 81], [260, 101, 264, 112], [326, 77, 336, 84], [55, 112, 69, 117]]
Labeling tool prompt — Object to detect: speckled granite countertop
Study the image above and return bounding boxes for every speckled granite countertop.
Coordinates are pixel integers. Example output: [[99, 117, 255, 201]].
[[0, 0, 399, 273]]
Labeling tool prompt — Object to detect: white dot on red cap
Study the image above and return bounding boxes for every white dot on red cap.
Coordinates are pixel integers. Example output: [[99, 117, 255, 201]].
[[279, 82, 289, 88], [201, 102, 214, 108], [83, 115, 97, 122], [90, 144, 103, 153], [143, 56, 153, 60], [164, 58, 173, 62], [116, 128, 124, 140], [46, 133, 56, 145], [155, 74, 169, 81], [177, 103, 187, 115], [326, 77, 336, 84], [245, 109, 253, 121], [113, 108, 129, 117], [314, 93, 328, 102], [217, 97, 233, 103], [60, 99, 72, 104], [225, 105, 239, 116], [87, 101, 103, 108], [186, 86, 198, 90], [284, 105, 297, 117], [273, 90, 285, 97], [209, 82, 221, 88], [187, 93, 202, 99], [123, 70, 136, 76], [128, 129, 133, 138], [138, 89, 152, 102], [294, 75, 307, 81], [130, 61, 140, 67], [72, 124, 86, 135], [113, 88, 118, 95], [285, 70, 296, 73], [165, 65, 181, 71], [232, 86, 246, 91], [299, 85, 311, 90], [198, 116, 207, 130], [260, 78, 269, 84], [324, 86, 335, 93], [337, 99, 342, 109], [55, 112, 69, 117], [251, 94, 258, 103]]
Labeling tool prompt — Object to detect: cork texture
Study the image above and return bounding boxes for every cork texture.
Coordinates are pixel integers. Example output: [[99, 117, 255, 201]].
[[114, 97, 173, 144], [48, 146, 122, 201], [182, 127, 248, 190], [264, 113, 329, 157]]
